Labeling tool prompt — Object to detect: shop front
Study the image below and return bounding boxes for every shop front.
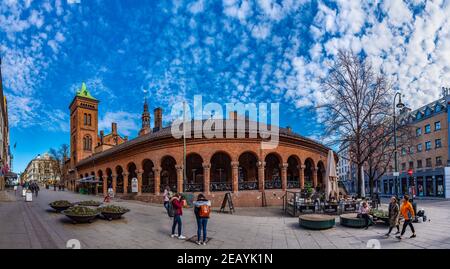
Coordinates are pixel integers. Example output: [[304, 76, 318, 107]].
[[381, 168, 447, 198]]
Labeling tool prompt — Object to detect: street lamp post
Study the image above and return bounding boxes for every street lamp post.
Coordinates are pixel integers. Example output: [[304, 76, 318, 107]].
[[393, 92, 405, 197]]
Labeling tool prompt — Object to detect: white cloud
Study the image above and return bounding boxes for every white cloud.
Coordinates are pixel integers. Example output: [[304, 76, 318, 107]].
[[188, 0, 205, 14], [98, 111, 140, 137]]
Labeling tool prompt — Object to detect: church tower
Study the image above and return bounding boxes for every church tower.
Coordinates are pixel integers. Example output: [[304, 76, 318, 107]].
[[139, 97, 151, 136], [69, 83, 99, 167]]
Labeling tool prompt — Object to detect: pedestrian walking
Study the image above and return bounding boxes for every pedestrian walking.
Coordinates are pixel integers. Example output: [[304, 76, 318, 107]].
[[385, 196, 400, 236], [170, 193, 186, 240], [193, 194, 211, 245], [163, 186, 172, 216], [29, 183, 35, 196], [34, 183, 40, 198], [396, 195, 416, 240], [358, 201, 372, 230]]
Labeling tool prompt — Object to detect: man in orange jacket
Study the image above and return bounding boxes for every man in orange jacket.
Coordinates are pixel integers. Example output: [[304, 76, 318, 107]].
[[396, 195, 416, 240]]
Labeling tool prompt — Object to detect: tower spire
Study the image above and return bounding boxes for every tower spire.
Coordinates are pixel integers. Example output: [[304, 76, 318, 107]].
[[139, 94, 151, 136]]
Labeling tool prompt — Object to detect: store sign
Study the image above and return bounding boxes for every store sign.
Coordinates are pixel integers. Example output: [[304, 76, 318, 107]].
[[131, 178, 138, 193], [393, 172, 400, 177]]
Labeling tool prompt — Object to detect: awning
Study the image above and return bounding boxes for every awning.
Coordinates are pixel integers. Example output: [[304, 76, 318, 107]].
[[76, 176, 100, 184]]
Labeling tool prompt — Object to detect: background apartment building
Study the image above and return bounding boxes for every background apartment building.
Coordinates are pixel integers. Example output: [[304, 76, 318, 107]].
[[23, 153, 60, 183], [381, 89, 450, 198]]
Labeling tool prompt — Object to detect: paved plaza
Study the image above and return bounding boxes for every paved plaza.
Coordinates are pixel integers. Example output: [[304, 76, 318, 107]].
[[1, 188, 450, 249]]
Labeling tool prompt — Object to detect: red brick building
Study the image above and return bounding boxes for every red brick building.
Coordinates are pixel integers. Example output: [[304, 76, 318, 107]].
[[67, 84, 334, 207]]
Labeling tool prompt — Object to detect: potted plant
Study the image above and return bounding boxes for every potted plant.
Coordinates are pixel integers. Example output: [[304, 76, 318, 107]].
[[99, 205, 130, 221], [49, 200, 73, 212], [62, 206, 99, 224]]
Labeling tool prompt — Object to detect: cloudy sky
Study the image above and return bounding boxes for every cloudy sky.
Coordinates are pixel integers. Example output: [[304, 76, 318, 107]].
[[1, 0, 449, 173]]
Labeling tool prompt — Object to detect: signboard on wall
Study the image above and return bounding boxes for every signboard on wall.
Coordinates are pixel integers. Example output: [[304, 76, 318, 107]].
[[131, 178, 138, 193]]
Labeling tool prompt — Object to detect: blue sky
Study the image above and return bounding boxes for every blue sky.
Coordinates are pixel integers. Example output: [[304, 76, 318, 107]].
[[1, 0, 450, 173]]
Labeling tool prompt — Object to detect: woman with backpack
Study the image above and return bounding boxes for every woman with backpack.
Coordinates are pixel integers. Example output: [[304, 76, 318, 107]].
[[193, 194, 211, 245], [170, 193, 186, 240]]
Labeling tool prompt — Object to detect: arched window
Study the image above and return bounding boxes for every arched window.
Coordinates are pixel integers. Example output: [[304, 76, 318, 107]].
[[87, 114, 92, 126], [83, 135, 92, 151]]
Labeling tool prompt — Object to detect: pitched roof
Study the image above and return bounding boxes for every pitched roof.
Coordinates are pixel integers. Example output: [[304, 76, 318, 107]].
[[76, 82, 97, 100]]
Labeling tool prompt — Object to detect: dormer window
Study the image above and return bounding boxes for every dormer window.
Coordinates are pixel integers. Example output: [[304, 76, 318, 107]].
[[424, 107, 432, 116], [416, 111, 422, 120], [435, 104, 442, 113]]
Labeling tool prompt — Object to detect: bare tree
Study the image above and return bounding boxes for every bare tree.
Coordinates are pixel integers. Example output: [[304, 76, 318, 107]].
[[320, 50, 392, 197], [48, 144, 69, 183], [363, 116, 414, 196]]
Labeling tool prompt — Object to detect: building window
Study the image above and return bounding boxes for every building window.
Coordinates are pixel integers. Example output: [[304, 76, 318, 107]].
[[417, 160, 422, 169], [425, 124, 431, 134], [425, 141, 432, 151], [417, 144, 423, 152], [416, 127, 422, 137], [436, 156, 442, 166], [435, 104, 442, 112], [425, 107, 431, 116], [401, 163, 406, 171], [401, 148, 407, 156], [83, 135, 92, 151], [409, 147, 414, 154], [84, 113, 92, 126], [408, 161, 414, 170], [435, 139, 442, 148], [426, 158, 432, 168], [435, 121, 441, 131], [416, 112, 422, 120]]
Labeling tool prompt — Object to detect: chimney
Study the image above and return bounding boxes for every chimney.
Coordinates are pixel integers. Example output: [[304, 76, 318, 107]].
[[124, 136, 128, 142], [112, 122, 117, 135], [229, 111, 238, 120], [100, 130, 104, 144], [286, 126, 292, 134], [154, 108, 162, 131]]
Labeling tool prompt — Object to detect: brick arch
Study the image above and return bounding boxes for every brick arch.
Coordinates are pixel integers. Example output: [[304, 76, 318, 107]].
[[97, 170, 104, 194], [185, 153, 204, 192], [238, 151, 259, 190], [160, 155, 177, 192], [105, 168, 113, 189], [264, 153, 282, 189], [304, 158, 315, 187], [115, 165, 124, 193], [264, 151, 283, 163], [127, 162, 138, 193], [141, 159, 155, 193], [210, 151, 232, 192], [287, 155, 300, 188], [317, 160, 326, 191]]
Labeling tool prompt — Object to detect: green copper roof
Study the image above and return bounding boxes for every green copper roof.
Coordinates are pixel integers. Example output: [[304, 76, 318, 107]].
[[76, 82, 97, 100]]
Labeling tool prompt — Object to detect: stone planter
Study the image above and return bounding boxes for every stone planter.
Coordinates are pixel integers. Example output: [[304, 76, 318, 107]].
[[299, 214, 335, 230]]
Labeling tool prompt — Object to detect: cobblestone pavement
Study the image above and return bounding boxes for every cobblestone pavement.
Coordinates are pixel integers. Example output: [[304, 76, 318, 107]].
[[1, 188, 449, 249]]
